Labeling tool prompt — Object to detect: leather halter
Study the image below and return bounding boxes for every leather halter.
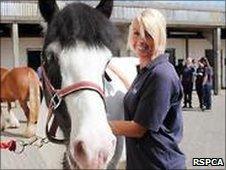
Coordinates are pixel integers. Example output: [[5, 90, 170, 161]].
[[41, 65, 106, 144]]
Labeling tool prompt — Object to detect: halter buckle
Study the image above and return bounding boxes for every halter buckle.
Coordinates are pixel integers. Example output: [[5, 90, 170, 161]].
[[50, 92, 62, 110]]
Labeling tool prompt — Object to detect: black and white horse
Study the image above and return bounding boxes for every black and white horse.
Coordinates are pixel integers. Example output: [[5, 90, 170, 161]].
[[37, 0, 138, 169]]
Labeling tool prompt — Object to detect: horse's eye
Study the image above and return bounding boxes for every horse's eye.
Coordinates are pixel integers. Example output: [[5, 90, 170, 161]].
[[134, 31, 140, 37], [46, 53, 52, 62], [45, 52, 56, 62]]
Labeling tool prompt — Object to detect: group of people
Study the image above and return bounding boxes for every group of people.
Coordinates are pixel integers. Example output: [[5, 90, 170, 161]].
[[176, 57, 213, 110]]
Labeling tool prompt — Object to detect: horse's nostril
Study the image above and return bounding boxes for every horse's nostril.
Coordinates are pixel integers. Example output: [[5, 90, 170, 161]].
[[98, 150, 108, 164], [74, 140, 86, 158]]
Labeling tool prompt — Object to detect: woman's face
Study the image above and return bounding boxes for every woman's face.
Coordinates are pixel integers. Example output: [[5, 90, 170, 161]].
[[131, 19, 155, 58]]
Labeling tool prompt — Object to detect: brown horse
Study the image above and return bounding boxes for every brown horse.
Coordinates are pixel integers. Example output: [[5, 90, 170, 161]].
[[0, 68, 13, 113], [0, 67, 14, 130], [0, 67, 40, 137]]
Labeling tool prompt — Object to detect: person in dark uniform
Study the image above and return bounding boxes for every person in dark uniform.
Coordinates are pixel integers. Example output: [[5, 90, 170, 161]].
[[195, 59, 205, 110], [108, 9, 185, 169], [175, 59, 184, 80], [181, 57, 195, 108]]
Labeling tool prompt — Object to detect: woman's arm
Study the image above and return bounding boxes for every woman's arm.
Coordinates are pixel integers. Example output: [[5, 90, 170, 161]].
[[202, 68, 208, 85], [109, 120, 147, 138]]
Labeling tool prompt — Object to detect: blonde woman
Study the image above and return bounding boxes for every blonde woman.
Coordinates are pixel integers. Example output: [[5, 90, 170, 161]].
[[109, 9, 185, 169]]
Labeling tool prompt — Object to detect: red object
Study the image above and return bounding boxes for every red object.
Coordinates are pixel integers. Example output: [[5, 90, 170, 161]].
[[0, 140, 16, 151]]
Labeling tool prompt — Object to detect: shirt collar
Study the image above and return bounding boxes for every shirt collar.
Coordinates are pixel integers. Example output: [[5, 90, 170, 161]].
[[137, 54, 169, 74]]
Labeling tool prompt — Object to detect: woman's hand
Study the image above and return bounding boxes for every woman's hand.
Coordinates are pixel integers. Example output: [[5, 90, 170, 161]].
[[109, 120, 147, 138]]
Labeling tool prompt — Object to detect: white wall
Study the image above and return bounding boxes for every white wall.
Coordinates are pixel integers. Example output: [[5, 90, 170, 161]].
[[167, 38, 186, 62], [167, 38, 214, 62], [188, 39, 212, 59], [1, 38, 14, 68], [19, 38, 43, 66], [1, 37, 43, 69]]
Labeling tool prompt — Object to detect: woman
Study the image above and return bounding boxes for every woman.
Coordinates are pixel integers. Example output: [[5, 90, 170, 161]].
[[109, 9, 185, 169], [195, 59, 205, 110], [201, 57, 213, 110]]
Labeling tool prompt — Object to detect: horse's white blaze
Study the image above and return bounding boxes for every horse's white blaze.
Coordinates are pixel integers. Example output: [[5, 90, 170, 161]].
[[35, 55, 138, 169], [56, 41, 115, 167]]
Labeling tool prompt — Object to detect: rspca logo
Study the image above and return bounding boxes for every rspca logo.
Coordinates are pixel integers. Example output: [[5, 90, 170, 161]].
[[132, 88, 137, 94], [193, 158, 224, 166]]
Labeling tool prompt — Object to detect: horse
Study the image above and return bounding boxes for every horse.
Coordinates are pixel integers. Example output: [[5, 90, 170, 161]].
[[0, 67, 23, 130], [37, 0, 138, 169], [0, 67, 40, 137], [0, 67, 12, 130]]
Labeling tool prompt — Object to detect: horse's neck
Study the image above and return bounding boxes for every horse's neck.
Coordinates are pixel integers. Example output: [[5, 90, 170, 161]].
[[105, 57, 138, 120], [108, 57, 138, 88]]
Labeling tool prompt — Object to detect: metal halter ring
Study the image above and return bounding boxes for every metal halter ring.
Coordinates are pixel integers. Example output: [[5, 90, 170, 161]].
[[14, 140, 26, 154], [50, 93, 62, 110]]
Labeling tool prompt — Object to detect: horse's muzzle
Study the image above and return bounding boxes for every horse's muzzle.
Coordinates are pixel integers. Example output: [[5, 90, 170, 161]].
[[70, 134, 116, 169]]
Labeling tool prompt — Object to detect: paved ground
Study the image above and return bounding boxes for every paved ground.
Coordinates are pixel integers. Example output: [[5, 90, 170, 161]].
[[1, 91, 225, 169], [181, 90, 225, 169]]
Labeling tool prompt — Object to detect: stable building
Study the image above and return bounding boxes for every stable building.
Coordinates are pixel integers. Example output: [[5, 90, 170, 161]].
[[0, 1, 225, 94]]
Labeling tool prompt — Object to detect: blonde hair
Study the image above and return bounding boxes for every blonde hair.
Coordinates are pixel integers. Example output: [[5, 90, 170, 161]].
[[128, 9, 167, 57]]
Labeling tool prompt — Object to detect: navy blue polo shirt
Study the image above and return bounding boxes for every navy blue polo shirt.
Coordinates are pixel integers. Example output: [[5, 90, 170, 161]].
[[124, 54, 185, 169]]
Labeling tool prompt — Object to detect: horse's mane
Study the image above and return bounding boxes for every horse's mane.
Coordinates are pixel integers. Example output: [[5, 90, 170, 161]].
[[44, 3, 120, 54]]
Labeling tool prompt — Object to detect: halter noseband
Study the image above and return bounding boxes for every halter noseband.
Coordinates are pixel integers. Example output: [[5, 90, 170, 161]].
[[41, 65, 106, 144]]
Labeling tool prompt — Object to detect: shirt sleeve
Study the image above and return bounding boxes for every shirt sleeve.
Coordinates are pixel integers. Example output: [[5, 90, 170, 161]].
[[133, 72, 173, 132]]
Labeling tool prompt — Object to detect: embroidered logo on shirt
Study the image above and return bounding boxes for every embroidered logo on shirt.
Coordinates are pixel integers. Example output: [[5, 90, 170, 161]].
[[132, 88, 137, 94]]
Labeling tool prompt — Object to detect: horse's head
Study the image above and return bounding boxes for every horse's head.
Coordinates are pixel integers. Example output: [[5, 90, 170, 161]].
[[38, 0, 119, 169]]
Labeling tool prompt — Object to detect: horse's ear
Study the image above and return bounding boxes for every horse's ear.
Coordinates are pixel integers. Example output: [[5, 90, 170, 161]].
[[38, 0, 59, 24], [96, 0, 113, 19]]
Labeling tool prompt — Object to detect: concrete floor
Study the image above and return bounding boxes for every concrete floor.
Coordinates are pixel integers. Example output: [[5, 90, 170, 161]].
[[1, 91, 225, 169]]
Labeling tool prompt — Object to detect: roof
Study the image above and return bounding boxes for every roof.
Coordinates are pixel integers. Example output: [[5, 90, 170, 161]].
[[0, 0, 225, 27]]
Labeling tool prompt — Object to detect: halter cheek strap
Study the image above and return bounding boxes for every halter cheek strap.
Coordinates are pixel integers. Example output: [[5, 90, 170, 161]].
[[42, 66, 105, 106], [41, 65, 106, 144]]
